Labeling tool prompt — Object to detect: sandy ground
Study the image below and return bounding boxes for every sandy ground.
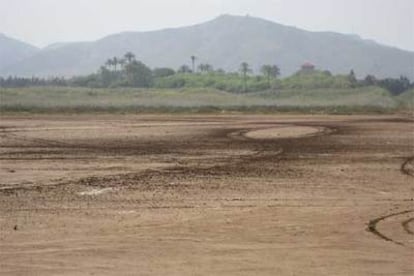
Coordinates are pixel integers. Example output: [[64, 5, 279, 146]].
[[0, 114, 413, 275]]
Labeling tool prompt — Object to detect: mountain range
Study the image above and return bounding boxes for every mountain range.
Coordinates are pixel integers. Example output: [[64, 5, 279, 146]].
[[1, 15, 413, 79], [0, 33, 39, 71]]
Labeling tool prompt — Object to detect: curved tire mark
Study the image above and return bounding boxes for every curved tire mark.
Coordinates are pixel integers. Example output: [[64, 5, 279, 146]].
[[367, 209, 414, 246], [227, 125, 333, 141], [402, 218, 414, 235], [401, 157, 414, 177]]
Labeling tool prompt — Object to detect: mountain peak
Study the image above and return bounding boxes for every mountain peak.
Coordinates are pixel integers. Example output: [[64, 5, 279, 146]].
[[214, 14, 250, 20], [211, 14, 272, 24]]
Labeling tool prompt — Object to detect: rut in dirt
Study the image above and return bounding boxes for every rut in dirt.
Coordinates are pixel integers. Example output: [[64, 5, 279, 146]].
[[401, 157, 414, 177], [367, 210, 414, 246]]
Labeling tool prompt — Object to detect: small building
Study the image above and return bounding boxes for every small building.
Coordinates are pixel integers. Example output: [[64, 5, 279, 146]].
[[301, 62, 315, 72]]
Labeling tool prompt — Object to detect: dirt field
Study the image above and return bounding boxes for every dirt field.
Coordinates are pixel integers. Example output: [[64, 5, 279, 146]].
[[0, 114, 413, 275]]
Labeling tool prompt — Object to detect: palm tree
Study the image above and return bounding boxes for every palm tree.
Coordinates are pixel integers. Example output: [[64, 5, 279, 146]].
[[272, 65, 280, 78], [105, 59, 114, 71], [198, 64, 204, 72], [240, 62, 251, 91], [261, 65, 280, 86], [198, 63, 213, 73], [112, 57, 119, 72], [124, 52, 136, 64], [191, 56, 197, 73], [119, 59, 126, 71], [261, 65, 272, 85], [178, 65, 191, 74]]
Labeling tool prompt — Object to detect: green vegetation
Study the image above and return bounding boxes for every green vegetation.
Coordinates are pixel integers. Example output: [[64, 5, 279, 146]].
[[281, 71, 353, 89], [0, 52, 412, 114], [0, 85, 406, 114], [397, 89, 414, 110], [2, 53, 412, 96], [153, 72, 269, 92]]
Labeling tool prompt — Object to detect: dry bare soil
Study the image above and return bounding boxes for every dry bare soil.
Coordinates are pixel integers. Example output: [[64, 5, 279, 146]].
[[0, 114, 413, 275]]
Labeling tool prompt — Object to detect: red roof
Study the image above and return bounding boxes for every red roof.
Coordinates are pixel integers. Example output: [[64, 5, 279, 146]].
[[302, 62, 315, 68]]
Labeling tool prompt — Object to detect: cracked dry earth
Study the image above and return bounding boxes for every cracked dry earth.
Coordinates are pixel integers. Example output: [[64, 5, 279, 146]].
[[0, 114, 413, 275]]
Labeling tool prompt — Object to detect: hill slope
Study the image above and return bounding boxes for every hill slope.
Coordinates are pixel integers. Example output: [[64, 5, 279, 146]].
[[1, 15, 413, 78], [0, 34, 39, 71]]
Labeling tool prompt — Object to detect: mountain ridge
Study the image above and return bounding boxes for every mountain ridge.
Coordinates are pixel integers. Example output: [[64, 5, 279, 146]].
[[1, 15, 413, 79], [0, 33, 39, 71]]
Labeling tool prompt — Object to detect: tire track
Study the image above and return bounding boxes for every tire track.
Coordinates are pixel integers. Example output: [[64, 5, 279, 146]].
[[0, 122, 333, 194], [401, 156, 414, 177], [367, 209, 414, 246], [0, 125, 296, 194], [401, 218, 414, 235]]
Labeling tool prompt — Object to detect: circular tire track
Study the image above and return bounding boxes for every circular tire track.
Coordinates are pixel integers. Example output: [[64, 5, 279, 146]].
[[227, 125, 331, 141]]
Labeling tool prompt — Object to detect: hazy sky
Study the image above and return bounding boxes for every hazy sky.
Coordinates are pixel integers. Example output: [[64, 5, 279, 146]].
[[1, 0, 413, 51]]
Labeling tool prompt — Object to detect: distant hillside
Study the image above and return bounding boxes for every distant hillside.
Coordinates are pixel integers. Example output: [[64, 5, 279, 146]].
[[0, 34, 39, 71], [1, 15, 413, 79]]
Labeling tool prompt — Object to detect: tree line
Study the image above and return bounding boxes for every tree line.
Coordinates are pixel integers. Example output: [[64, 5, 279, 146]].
[[0, 52, 412, 95]]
